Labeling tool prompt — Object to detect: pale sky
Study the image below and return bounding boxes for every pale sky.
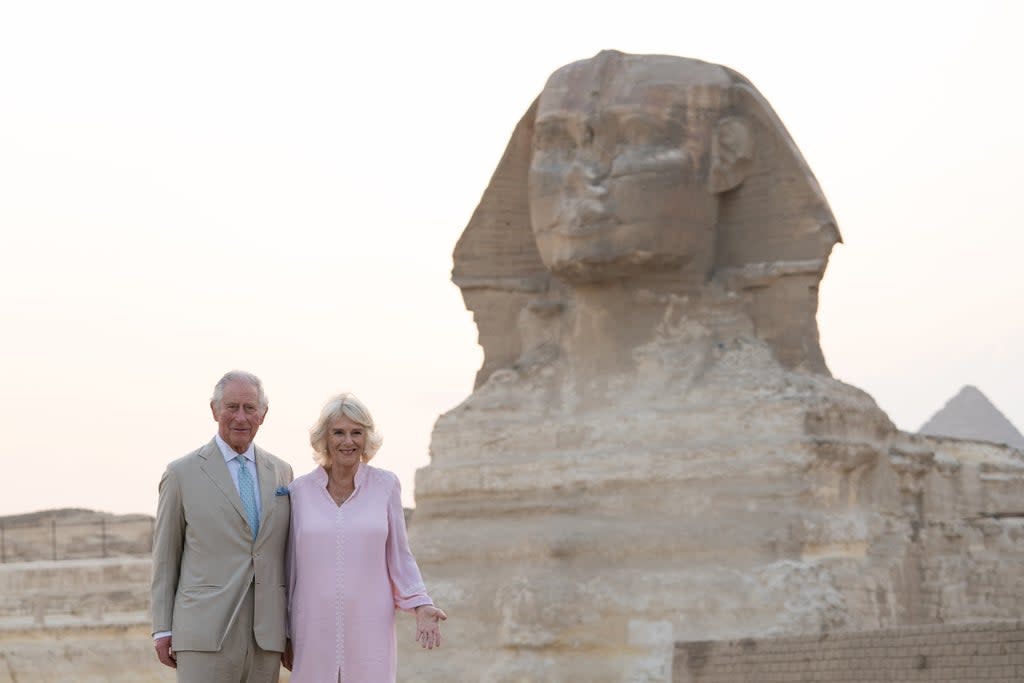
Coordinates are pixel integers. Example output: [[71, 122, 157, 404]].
[[1, 1, 1021, 516]]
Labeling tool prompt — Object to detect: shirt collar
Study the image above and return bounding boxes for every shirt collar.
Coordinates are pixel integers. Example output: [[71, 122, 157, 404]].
[[215, 434, 256, 464]]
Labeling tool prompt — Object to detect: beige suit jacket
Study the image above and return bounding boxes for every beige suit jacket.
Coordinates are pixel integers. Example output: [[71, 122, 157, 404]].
[[151, 439, 293, 652]]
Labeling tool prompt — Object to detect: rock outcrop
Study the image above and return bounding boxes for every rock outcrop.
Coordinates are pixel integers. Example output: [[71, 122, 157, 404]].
[[401, 51, 1024, 682], [0, 558, 170, 683], [0, 509, 153, 563], [0, 557, 295, 683]]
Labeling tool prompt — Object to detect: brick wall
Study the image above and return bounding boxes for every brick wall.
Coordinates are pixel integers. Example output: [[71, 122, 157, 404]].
[[675, 621, 1024, 682]]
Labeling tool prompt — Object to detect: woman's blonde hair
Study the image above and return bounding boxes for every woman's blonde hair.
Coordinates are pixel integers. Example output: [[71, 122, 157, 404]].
[[309, 393, 383, 466]]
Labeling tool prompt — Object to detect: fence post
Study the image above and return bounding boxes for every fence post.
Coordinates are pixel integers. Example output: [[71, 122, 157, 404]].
[[51, 518, 57, 561]]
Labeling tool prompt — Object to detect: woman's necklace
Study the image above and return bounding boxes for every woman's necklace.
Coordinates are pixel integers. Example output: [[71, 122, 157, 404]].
[[328, 481, 355, 506]]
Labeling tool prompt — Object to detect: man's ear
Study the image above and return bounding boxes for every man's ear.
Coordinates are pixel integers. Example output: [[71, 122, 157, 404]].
[[709, 116, 754, 194]]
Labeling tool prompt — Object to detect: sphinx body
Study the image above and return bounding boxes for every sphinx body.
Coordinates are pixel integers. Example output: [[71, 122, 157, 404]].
[[399, 52, 1024, 682]]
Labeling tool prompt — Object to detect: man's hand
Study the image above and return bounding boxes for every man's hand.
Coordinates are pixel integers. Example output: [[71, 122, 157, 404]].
[[414, 605, 447, 650], [282, 638, 294, 671], [154, 635, 176, 668]]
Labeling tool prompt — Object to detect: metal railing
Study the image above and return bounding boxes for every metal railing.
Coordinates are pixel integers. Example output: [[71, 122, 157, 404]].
[[0, 516, 154, 564]]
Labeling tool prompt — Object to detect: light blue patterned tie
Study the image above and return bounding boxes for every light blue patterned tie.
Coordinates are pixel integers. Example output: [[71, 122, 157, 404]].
[[235, 456, 260, 540]]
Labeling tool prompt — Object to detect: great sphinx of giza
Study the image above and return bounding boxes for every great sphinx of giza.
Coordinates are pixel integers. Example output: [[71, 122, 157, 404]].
[[401, 52, 1024, 682]]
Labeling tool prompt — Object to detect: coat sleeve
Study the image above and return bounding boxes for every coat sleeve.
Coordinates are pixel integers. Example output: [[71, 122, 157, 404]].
[[384, 473, 433, 612], [285, 482, 297, 639], [150, 465, 185, 634]]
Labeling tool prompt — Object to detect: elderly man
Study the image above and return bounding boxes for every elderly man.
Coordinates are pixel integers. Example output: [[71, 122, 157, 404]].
[[151, 370, 293, 683]]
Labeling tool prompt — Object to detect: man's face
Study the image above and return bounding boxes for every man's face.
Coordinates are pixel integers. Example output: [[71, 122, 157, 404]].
[[211, 380, 266, 454], [527, 55, 727, 283]]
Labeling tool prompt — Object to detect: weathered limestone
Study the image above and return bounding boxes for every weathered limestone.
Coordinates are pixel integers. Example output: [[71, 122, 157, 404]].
[[402, 51, 1024, 682], [0, 623, 174, 683], [0, 509, 153, 563], [0, 558, 166, 683], [674, 621, 1024, 682], [452, 51, 838, 385], [0, 558, 291, 682], [0, 558, 152, 628]]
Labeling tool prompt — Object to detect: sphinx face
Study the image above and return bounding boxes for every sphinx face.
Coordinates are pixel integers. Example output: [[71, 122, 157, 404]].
[[527, 54, 729, 284]]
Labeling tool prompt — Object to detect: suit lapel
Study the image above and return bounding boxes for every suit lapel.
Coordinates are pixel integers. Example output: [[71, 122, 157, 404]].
[[198, 439, 249, 525], [255, 447, 276, 537]]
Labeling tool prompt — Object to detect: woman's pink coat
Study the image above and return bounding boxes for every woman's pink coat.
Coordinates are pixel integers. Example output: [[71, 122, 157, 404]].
[[286, 464, 433, 682]]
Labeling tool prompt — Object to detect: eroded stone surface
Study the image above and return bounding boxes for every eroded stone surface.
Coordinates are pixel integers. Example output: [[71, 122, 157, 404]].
[[0, 559, 166, 683], [0, 509, 152, 563], [0, 623, 174, 683], [0, 558, 296, 683], [453, 51, 839, 384], [402, 51, 1024, 682]]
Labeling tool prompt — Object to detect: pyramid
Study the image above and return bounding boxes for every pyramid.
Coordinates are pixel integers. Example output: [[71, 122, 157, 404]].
[[918, 385, 1024, 450]]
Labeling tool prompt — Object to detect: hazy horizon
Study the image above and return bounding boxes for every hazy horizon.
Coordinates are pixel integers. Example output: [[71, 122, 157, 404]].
[[2, 0, 1021, 516]]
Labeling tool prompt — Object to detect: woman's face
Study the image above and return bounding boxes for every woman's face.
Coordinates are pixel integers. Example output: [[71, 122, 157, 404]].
[[527, 55, 726, 283], [326, 414, 366, 468]]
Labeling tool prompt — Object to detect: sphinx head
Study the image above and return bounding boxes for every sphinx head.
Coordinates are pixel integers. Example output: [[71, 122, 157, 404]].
[[528, 52, 755, 284], [453, 51, 840, 383]]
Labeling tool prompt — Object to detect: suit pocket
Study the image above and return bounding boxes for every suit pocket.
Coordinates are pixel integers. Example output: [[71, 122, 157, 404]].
[[181, 584, 221, 593], [179, 584, 223, 605]]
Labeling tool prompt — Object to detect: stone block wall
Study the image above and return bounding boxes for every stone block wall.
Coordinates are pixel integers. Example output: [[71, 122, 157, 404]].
[[675, 621, 1024, 682], [0, 558, 151, 627], [0, 510, 153, 564], [0, 558, 293, 683], [0, 624, 174, 683]]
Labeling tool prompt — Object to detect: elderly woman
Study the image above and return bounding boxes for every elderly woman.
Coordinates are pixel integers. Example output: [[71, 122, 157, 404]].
[[284, 393, 446, 682]]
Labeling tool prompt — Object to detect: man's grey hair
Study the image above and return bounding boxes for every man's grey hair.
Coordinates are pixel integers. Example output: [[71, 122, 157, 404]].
[[211, 370, 269, 412]]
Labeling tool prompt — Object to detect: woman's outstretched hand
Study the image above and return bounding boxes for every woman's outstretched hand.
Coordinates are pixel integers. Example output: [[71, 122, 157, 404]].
[[414, 605, 448, 649]]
